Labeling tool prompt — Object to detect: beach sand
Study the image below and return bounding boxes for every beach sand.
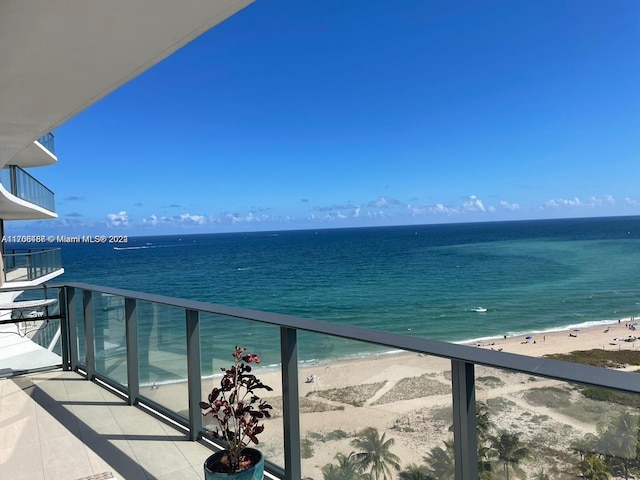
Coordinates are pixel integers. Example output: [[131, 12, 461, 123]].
[[143, 318, 640, 479]]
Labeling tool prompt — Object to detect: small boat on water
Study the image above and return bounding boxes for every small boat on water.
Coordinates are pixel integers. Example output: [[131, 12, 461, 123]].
[[471, 307, 487, 313]]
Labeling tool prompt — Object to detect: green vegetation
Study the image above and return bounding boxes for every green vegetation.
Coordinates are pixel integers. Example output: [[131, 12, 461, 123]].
[[307, 429, 349, 443], [309, 381, 386, 407], [318, 401, 640, 480], [477, 375, 506, 388], [486, 396, 516, 416], [267, 396, 345, 416], [546, 349, 640, 368], [301, 438, 314, 459], [581, 386, 640, 409], [372, 374, 450, 405], [523, 386, 572, 409], [324, 429, 349, 441], [352, 427, 401, 480]]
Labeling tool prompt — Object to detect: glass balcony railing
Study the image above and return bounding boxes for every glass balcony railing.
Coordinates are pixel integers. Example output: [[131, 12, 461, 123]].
[[0, 165, 56, 212], [37, 132, 55, 155], [16, 281, 632, 480], [3, 248, 62, 282], [3, 282, 640, 479]]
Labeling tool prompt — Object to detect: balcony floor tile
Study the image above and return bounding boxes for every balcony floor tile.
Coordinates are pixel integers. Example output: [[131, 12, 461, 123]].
[[0, 370, 214, 480]]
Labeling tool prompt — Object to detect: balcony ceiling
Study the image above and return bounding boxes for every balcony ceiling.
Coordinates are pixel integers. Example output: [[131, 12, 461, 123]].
[[0, 0, 253, 167]]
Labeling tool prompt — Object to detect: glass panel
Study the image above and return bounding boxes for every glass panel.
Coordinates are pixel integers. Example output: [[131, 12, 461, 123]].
[[0, 168, 10, 191], [475, 364, 640, 479], [137, 301, 188, 416], [15, 287, 62, 355], [37, 132, 55, 154], [0, 287, 63, 373], [93, 293, 127, 386], [297, 333, 454, 480], [11, 166, 55, 212], [199, 314, 283, 468]]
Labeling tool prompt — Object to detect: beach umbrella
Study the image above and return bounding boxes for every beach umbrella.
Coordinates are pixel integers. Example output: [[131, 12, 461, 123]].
[[525, 336, 532, 340], [573, 329, 580, 332]]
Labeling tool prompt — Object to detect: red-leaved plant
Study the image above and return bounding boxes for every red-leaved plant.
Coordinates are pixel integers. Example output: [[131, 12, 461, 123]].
[[200, 346, 273, 473]]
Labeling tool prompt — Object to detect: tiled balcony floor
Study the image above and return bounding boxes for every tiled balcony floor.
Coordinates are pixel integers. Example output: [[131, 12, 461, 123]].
[[0, 370, 212, 480]]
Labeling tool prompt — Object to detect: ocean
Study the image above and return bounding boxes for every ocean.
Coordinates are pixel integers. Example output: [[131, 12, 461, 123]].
[[42, 215, 640, 369]]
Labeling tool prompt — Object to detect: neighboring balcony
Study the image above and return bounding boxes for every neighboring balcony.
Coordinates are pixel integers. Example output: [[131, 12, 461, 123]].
[[2, 248, 63, 284], [37, 132, 56, 155], [6, 132, 58, 168], [0, 165, 56, 218]]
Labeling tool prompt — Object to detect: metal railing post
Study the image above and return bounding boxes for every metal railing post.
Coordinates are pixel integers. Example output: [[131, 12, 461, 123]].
[[58, 286, 70, 370], [280, 327, 301, 480], [186, 309, 202, 441], [451, 359, 478, 480], [83, 290, 95, 380], [125, 298, 140, 406], [66, 287, 79, 370]]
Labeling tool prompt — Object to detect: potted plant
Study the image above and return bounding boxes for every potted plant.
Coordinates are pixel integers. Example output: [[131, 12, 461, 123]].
[[200, 346, 274, 480]]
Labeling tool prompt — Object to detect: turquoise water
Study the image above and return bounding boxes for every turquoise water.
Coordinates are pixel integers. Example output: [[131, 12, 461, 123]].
[[47, 216, 640, 366]]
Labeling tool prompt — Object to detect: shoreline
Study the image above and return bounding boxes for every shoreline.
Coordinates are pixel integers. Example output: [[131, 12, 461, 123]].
[[140, 316, 640, 387], [141, 317, 640, 478]]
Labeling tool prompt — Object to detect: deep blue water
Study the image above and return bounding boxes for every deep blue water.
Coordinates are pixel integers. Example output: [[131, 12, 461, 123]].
[[45, 216, 640, 365]]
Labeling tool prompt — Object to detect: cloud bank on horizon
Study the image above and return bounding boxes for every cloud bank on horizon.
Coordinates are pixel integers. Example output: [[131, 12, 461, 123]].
[[12, 193, 639, 236]]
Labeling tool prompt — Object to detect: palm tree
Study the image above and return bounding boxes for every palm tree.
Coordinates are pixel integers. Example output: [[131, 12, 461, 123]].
[[398, 464, 434, 480], [351, 427, 401, 480], [532, 467, 551, 480], [477, 443, 495, 480], [476, 402, 493, 442], [596, 411, 639, 480], [577, 454, 611, 480], [424, 441, 455, 480], [321, 452, 367, 480], [490, 432, 529, 480], [571, 435, 598, 461]]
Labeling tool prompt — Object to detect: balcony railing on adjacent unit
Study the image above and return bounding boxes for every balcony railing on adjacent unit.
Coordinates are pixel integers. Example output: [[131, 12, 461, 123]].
[[2, 248, 62, 282], [37, 132, 55, 155], [0, 165, 56, 212]]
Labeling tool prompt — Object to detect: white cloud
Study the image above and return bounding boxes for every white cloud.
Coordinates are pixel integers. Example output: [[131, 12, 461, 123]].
[[367, 196, 402, 208], [142, 214, 158, 226], [544, 197, 582, 208], [179, 213, 206, 225], [462, 195, 486, 212], [430, 203, 458, 214], [106, 211, 129, 227], [408, 203, 458, 215], [543, 195, 616, 210], [500, 201, 520, 210]]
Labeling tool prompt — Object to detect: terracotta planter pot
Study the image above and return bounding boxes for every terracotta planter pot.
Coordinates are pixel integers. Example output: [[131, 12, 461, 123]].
[[204, 448, 264, 480]]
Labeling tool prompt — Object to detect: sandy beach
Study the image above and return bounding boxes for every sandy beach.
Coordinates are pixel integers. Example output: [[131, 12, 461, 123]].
[[143, 317, 640, 479]]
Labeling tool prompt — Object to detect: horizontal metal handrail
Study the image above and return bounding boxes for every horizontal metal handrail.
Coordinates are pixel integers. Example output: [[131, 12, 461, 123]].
[[3, 249, 62, 281], [56, 281, 640, 395]]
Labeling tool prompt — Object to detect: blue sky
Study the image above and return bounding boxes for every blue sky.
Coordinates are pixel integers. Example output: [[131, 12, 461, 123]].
[[13, 0, 640, 236]]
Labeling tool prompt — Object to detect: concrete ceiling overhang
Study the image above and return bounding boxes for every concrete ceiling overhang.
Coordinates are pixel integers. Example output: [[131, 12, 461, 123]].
[[11, 141, 57, 168], [0, 0, 253, 166]]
